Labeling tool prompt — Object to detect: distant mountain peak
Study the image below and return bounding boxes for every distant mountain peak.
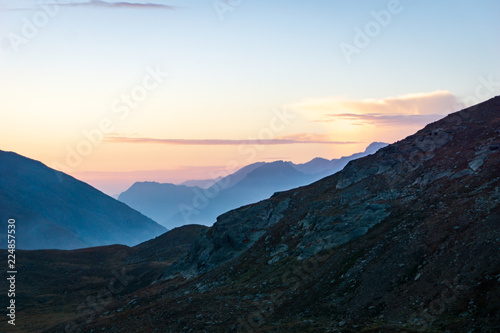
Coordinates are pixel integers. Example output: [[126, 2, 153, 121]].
[[118, 143, 390, 229], [364, 141, 389, 152]]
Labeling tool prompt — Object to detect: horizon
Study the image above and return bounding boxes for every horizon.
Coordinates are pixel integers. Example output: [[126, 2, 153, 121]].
[[1, 140, 388, 197], [1, 0, 499, 195]]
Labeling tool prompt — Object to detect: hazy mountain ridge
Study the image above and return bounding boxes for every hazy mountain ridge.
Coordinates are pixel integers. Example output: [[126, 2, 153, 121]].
[[292, 141, 387, 175], [54, 96, 500, 332], [0, 151, 167, 250], [118, 143, 388, 229], [164, 98, 500, 279], [180, 162, 266, 189]]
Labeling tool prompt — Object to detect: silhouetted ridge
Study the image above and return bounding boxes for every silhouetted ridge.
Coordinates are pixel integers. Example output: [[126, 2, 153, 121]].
[[0, 151, 166, 250]]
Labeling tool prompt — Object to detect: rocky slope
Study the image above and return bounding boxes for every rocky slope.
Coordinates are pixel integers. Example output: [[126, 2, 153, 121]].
[[64, 96, 500, 332], [8, 97, 499, 332], [161, 96, 499, 282], [0, 151, 167, 249]]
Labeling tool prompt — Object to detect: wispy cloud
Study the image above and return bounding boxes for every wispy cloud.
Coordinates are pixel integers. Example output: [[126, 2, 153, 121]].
[[319, 113, 445, 126], [104, 133, 358, 145], [5, 0, 177, 11], [291, 91, 459, 126]]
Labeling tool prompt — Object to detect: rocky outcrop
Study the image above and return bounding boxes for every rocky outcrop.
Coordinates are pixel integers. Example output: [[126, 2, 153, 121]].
[[164, 97, 499, 282], [55, 97, 499, 333], [164, 198, 291, 278]]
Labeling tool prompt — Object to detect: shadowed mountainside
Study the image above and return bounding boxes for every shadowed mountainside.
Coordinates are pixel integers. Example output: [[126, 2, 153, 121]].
[[0, 151, 166, 250], [59, 96, 500, 332], [0, 224, 207, 332], [3, 97, 499, 332]]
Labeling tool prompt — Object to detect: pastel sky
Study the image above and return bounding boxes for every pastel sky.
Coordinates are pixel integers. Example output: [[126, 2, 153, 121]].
[[1, 0, 499, 195]]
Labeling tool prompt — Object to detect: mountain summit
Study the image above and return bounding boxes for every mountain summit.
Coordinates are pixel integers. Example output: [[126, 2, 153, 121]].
[[118, 143, 388, 229]]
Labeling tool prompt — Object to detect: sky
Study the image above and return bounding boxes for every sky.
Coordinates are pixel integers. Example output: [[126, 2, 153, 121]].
[[1, 0, 499, 195]]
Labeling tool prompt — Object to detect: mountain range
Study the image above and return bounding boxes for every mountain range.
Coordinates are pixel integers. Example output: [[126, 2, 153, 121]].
[[118, 142, 388, 229], [3, 97, 498, 332], [0, 151, 166, 250]]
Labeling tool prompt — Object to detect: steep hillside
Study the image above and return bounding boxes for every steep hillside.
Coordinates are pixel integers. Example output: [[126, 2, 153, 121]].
[[61, 97, 500, 332], [0, 151, 166, 249], [129, 224, 208, 263]]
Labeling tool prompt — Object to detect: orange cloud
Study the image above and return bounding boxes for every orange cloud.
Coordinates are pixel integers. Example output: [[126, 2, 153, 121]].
[[291, 91, 459, 126], [103, 134, 358, 145], [320, 113, 445, 126]]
